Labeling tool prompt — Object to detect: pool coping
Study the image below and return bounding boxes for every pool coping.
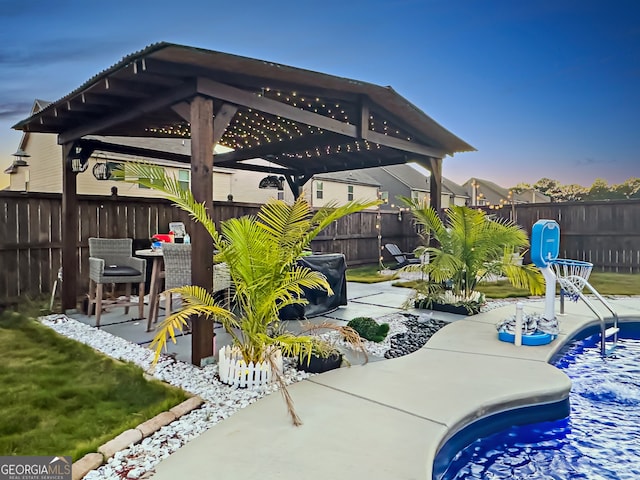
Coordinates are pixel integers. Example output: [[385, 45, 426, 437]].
[[149, 298, 640, 480]]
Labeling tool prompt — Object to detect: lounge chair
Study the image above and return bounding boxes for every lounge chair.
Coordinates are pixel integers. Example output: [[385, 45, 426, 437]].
[[384, 243, 421, 269]]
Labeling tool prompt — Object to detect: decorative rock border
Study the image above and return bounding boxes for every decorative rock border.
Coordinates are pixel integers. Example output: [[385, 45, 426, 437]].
[[45, 306, 520, 480], [72, 397, 205, 480]]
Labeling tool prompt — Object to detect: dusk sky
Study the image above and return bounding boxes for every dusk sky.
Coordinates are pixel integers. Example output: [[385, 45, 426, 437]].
[[1, 0, 638, 190]]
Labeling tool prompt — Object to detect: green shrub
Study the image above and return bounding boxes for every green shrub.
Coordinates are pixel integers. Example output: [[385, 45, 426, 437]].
[[347, 317, 390, 343]]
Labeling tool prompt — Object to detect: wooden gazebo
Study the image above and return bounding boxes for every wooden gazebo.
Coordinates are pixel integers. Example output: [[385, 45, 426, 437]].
[[13, 42, 474, 365]]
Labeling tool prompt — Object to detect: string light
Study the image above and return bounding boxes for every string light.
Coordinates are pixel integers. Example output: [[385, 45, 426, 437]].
[[145, 86, 415, 156]]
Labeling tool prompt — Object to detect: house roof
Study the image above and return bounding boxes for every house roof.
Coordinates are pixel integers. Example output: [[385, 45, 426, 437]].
[[378, 164, 431, 191], [363, 164, 467, 197], [312, 170, 380, 187], [442, 176, 469, 198], [517, 188, 551, 203], [12, 42, 474, 181], [463, 177, 510, 205], [463, 177, 549, 205]]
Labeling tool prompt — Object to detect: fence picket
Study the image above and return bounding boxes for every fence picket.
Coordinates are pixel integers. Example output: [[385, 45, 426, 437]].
[[1, 191, 639, 300]]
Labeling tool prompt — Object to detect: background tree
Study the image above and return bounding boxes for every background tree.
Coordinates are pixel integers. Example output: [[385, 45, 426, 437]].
[[522, 176, 640, 202], [613, 178, 640, 199], [585, 178, 616, 200], [510, 182, 532, 194], [533, 178, 561, 200], [554, 184, 588, 202]]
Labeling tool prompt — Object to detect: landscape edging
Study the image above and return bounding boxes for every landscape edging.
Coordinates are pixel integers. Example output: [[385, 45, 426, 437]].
[[71, 396, 204, 480]]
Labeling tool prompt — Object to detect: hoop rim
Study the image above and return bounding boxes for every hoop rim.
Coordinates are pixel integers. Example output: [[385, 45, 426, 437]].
[[551, 258, 593, 268]]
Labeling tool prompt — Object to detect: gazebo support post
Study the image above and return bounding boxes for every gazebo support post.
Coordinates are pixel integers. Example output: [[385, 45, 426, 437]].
[[413, 155, 443, 212], [428, 157, 443, 212], [61, 142, 78, 312], [189, 95, 215, 366]]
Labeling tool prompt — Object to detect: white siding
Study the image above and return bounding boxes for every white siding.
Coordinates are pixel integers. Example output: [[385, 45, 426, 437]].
[[304, 179, 378, 209], [227, 170, 295, 203], [16, 132, 61, 193], [8, 168, 28, 191]]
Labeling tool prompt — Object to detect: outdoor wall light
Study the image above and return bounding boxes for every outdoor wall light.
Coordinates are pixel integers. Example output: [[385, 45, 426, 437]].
[[67, 144, 91, 173], [12, 148, 30, 166], [258, 175, 285, 190], [92, 162, 112, 181], [91, 153, 112, 181]]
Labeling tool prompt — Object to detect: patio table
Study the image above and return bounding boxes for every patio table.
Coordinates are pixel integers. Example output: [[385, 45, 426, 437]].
[[135, 248, 164, 331]]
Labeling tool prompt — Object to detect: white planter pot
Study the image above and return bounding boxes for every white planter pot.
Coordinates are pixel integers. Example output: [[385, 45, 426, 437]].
[[218, 345, 283, 389]]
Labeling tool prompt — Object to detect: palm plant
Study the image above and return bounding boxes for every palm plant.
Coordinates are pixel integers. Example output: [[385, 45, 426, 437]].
[[118, 163, 379, 423], [400, 199, 544, 309]]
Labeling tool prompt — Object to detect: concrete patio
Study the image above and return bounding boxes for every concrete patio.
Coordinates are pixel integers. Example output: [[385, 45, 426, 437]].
[[68, 280, 464, 365], [68, 282, 640, 479]]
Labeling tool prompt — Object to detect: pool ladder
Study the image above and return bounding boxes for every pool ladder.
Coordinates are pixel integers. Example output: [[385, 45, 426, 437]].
[[559, 276, 619, 357]]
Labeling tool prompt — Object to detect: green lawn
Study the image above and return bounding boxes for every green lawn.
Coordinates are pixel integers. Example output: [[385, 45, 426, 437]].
[[587, 271, 640, 295], [346, 264, 398, 283], [0, 309, 188, 460], [495, 271, 640, 297], [390, 271, 640, 298]]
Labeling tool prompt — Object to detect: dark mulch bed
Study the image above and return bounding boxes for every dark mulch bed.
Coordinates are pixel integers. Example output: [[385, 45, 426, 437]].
[[384, 313, 449, 359]]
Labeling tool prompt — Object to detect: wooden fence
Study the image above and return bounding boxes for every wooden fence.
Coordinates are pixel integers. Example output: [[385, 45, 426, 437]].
[[483, 199, 640, 273], [3, 192, 637, 301], [0, 191, 418, 300]]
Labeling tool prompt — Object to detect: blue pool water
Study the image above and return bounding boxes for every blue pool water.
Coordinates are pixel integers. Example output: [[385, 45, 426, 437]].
[[441, 331, 640, 479]]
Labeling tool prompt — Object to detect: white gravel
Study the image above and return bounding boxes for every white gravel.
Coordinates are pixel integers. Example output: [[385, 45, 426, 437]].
[[37, 297, 549, 479], [39, 312, 423, 479], [39, 314, 311, 480]]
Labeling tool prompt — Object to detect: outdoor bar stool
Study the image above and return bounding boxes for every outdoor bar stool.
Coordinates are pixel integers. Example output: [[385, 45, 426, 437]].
[[88, 237, 146, 327], [154, 243, 233, 330], [155, 243, 192, 331]]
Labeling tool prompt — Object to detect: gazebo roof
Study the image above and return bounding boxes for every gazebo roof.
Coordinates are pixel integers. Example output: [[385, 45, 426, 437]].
[[12, 42, 473, 178]]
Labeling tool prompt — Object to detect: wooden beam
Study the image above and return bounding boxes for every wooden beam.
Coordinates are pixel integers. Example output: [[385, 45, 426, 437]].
[[99, 77, 163, 98], [79, 139, 191, 165], [223, 162, 294, 176], [58, 80, 197, 144], [196, 78, 358, 138], [189, 95, 215, 366], [366, 131, 446, 158], [171, 102, 191, 122], [358, 97, 370, 140], [213, 103, 238, 145], [142, 57, 362, 103], [172, 102, 237, 141], [285, 175, 300, 198], [79, 139, 299, 176], [61, 143, 78, 312], [213, 132, 343, 165]]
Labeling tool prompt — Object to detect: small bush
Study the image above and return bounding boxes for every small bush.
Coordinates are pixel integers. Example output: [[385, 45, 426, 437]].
[[347, 317, 390, 343]]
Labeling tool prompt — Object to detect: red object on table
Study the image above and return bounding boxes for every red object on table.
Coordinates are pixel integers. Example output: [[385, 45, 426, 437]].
[[152, 234, 173, 243]]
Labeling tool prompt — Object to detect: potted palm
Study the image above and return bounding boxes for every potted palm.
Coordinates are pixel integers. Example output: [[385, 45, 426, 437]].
[[119, 163, 379, 424], [399, 199, 544, 314]]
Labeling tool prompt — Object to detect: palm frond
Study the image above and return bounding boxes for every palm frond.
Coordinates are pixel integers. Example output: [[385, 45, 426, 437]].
[[116, 162, 221, 243]]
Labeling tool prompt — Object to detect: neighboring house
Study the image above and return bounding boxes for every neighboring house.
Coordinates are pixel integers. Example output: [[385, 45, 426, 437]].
[[518, 188, 552, 204], [303, 170, 380, 209], [358, 164, 469, 210], [463, 178, 550, 207], [6, 123, 237, 200], [442, 177, 470, 208]]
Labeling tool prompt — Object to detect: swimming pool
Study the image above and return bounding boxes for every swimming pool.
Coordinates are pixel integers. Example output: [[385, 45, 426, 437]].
[[437, 323, 640, 480]]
